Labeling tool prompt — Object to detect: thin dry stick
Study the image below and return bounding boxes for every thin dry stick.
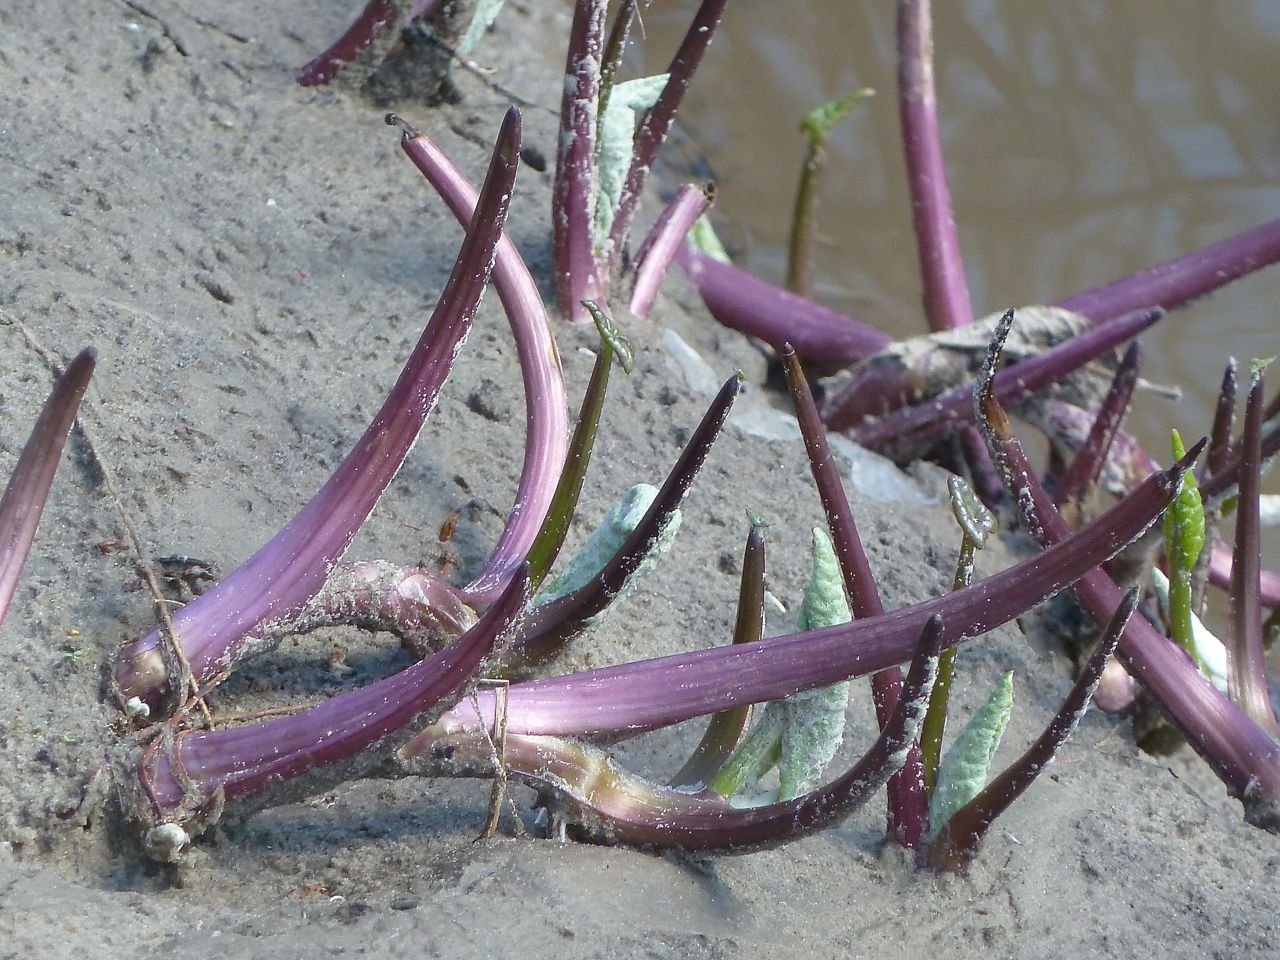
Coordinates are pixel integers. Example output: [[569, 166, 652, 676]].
[[471, 678, 523, 839], [6, 313, 211, 726]]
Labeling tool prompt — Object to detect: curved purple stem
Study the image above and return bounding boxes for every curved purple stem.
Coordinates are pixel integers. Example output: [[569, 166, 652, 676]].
[[1209, 541, 1280, 609], [676, 246, 892, 365], [1053, 340, 1141, 507], [392, 115, 570, 606], [297, 0, 427, 87], [781, 345, 926, 849], [0, 346, 96, 628], [928, 590, 1136, 872], [629, 184, 712, 318], [434, 456, 1185, 742], [112, 110, 522, 713], [140, 566, 529, 822]]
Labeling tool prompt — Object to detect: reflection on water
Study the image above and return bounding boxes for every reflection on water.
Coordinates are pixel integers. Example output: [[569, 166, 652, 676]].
[[643, 0, 1279, 563]]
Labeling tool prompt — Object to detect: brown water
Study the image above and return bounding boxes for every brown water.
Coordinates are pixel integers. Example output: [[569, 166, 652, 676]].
[[644, 0, 1279, 564]]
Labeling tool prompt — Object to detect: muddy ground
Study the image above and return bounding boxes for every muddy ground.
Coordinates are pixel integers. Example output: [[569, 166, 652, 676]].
[[0, 3, 1275, 958]]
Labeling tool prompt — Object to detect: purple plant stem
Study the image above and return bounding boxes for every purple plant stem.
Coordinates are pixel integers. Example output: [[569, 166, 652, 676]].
[[255, 561, 476, 657], [434, 457, 1185, 742], [406, 615, 941, 852], [140, 567, 530, 821], [1200, 420, 1280, 505], [604, 0, 731, 273], [1053, 341, 1141, 507], [1209, 541, 1280, 609], [928, 589, 1136, 872], [597, 0, 640, 133], [392, 115, 570, 606], [781, 345, 927, 849], [629, 184, 712, 318], [897, 0, 973, 335], [1226, 370, 1278, 733], [676, 246, 892, 366], [552, 0, 606, 323], [509, 374, 742, 664], [975, 319, 1280, 830], [112, 110, 522, 713], [297, 0, 426, 87], [1206, 359, 1239, 479], [1056, 217, 1280, 324], [0, 346, 95, 628], [835, 307, 1160, 440]]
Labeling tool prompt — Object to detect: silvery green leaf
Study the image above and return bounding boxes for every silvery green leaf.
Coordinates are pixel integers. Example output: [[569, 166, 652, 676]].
[[593, 74, 669, 248], [535, 483, 678, 605], [927, 670, 1014, 843], [778, 528, 853, 801], [456, 0, 509, 57], [1150, 567, 1228, 692]]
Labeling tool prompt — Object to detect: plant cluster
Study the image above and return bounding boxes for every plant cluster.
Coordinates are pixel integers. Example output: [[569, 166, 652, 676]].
[[1, 0, 1276, 874]]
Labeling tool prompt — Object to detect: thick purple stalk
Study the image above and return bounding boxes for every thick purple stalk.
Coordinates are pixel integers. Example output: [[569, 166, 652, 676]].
[[139, 567, 530, 825], [928, 589, 1136, 872], [552, 0, 606, 323], [434, 458, 1184, 742], [406, 615, 941, 852], [1206, 359, 1239, 479], [629, 184, 712, 318], [834, 307, 1160, 440], [897, 0, 972, 333], [675, 246, 891, 366], [1226, 370, 1277, 733], [975, 323, 1280, 830], [297, 0, 425, 87], [112, 110, 522, 714], [605, 0, 731, 271], [1055, 217, 1280, 323], [1053, 341, 1141, 507], [781, 345, 927, 849], [392, 115, 570, 605], [1209, 541, 1280, 609], [0, 347, 95, 628]]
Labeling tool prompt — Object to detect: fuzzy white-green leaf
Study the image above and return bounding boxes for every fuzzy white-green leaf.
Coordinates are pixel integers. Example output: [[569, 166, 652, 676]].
[[535, 483, 679, 606], [927, 670, 1014, 843], [593, 74, 669, 248]]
